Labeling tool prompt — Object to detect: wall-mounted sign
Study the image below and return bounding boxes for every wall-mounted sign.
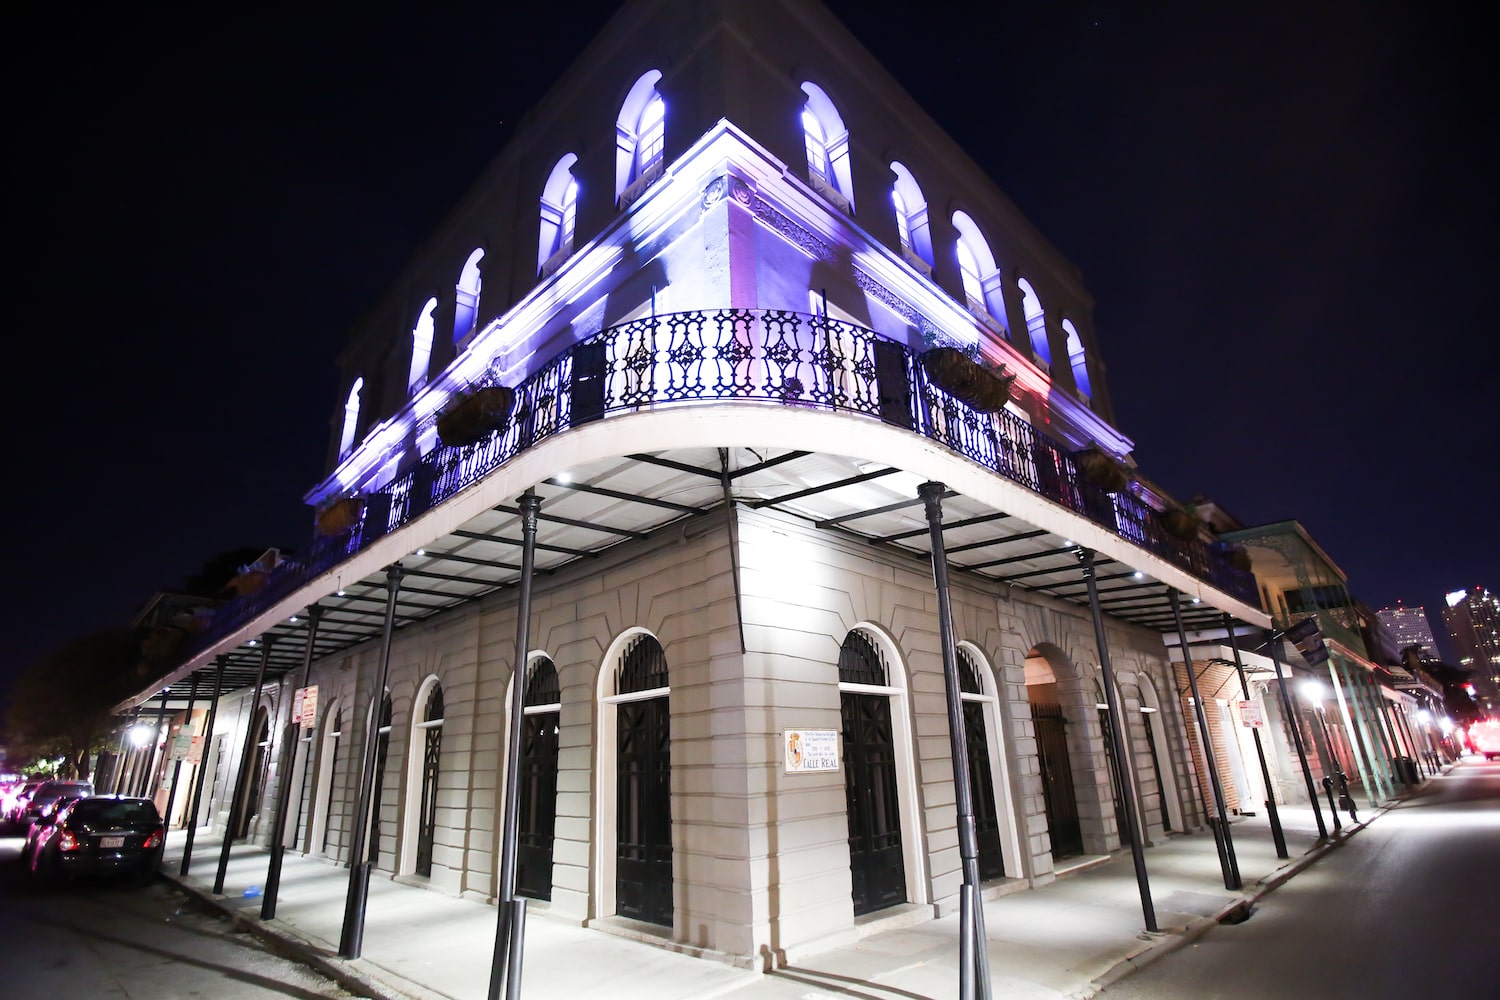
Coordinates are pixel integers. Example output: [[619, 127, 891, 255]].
[[186, 735, 205, 766], [293, 686, 319, 729], [1238, 700, 1264, 728], [784, 729, 839, 773], [171, 733, 193, 760]]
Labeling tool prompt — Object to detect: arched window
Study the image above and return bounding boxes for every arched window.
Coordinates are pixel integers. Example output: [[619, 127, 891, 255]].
[[1017, 279, 1052, 369], [889, 162, 933, 273], [369, 692, 393, 871], [517, 656, 561, 900], [339, 378, 363, 458], [453, 248, 484, 345], [611, 634, 671, 926], [950, 211, 1007, 336], [538, 154, 580, 276], [615, 70, 665, 206], [800, 82, 854, 213], [407, 298, 438, 392], [1063, 319, 1091, 400], [958, 647, 1010, 880], [414, 683, 444, 877]]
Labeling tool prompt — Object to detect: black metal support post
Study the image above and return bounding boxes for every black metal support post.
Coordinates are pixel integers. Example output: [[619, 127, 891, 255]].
[[1169, 593, 1240, 890], [1223, 615, 1287, 859], [216, 637, 274, 895], [920, 483, 993, 999], [1265, 635, 1327, 839], [264, 605, 322, 920], [182, 656, 227, 875], [137, 688, 172, 798], [340, 566, 404, 959], [161, 673, 200, 837], [1080, 548, 1158, 931], [490, 492, 542, 1000]]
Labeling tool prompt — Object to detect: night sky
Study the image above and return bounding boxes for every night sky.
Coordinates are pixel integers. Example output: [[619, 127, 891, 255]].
[[5, 1, 1492, 695]]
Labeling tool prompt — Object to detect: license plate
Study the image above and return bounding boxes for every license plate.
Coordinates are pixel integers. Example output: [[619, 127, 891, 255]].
[[101, 836, 125, 848]]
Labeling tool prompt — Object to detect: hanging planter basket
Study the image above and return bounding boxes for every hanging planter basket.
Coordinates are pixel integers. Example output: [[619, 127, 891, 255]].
[[1161, 507, 1201, 540], [1073, 447, 1131, 493], [437, 385, 516, 448], [315, 495, 366, 538], [229, 569, 269, 597], [1221, 544, 1253, 573], [920, 348, 1015, 413]]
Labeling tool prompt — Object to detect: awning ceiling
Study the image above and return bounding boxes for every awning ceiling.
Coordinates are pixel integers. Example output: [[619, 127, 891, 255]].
[[141, 446, 1256, 707]]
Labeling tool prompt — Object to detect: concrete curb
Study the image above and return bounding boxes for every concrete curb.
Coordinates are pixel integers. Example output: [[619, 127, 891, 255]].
[[159, 869, 444, 1000], [1074, 790, 1414, 999]]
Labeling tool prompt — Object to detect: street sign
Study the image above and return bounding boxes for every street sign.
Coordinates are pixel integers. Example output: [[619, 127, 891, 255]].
[[186, 735, 204, 766], [784, 729, 839, 773], [172, 733, 193, 759], [1237, 700, 1264, 728], [293, 685, 319, 729]]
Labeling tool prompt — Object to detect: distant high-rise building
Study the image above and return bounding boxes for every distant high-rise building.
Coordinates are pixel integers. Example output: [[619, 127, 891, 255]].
[[1377, 603, 1440, 659], [1443, 587, 1500, 712]]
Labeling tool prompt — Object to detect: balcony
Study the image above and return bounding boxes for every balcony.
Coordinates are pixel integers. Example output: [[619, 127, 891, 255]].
[[182, 309, 1259, 667]]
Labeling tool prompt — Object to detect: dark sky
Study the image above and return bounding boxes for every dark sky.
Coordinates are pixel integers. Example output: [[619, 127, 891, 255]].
[[4, 1, 1491, 693]]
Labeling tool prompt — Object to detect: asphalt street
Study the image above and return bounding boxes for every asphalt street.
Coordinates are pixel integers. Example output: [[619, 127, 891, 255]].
[[0, 830, 359, 1000], [1100, 756, 1500, 999]]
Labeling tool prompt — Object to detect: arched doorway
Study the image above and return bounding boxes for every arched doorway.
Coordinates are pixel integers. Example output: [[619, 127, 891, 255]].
[[839, 630, 907, 915], [237, 706, 271, 839], [1025, 649, 1083, 859], [517, 656, 561, 900], [368, 692, 393, 871], [312, 701, 344, 856], [1095, 678, 1127, 837], [612, 635, 672, 926], [957, 647, 1006, 880], [413, 683, 444, 877]]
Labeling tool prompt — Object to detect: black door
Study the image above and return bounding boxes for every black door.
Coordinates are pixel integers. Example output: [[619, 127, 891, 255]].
[[840, 631, 906, 916], [615, 636, 671, 926], [238, 711, 270, 838], [1141, 711, 1172, 832], [1098, 708, 1127, 836], [958, 651, 1004, 880], [415, 686, 443, 878], [368, 694, 392, 870], [1031, 702, 1083, 859], [517, 658, 561, 901]]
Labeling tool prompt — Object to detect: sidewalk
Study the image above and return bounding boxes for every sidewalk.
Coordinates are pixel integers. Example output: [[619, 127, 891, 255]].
[[158, 794, 1403, 1000]]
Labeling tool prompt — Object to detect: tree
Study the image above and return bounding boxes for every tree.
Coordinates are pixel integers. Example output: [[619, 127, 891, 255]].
[[4, 628, 141, 779]]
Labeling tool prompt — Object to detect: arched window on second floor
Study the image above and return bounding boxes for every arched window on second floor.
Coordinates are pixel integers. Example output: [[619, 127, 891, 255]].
[[538, 153, 580, 277], [339, 377, 363, 458], [407, 297, 438, 392], [1062, 319, 1091, 400], [1016, 278, 1052, 369], [615, 70, 665, 207], [800, 81, 854, 214], [453, 248, 484, 345], [950, 211, 1007, 337], [889, 161, 933, 274]]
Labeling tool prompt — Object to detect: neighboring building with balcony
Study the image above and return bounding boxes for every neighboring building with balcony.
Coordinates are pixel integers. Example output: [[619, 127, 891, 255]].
[[120, 0, 1267, 973]]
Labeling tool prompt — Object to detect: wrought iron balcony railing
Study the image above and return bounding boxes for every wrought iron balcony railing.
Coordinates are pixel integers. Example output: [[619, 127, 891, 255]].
[[188, 309, 1259, 661]]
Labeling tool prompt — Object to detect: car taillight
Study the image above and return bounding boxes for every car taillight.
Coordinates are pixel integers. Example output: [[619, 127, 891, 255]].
[[58, 830, 79, 853], [143, 828, 164, 850]]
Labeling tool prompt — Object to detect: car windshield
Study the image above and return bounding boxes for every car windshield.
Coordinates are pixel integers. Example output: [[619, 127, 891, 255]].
[[36, 783, 91, 801], [68, 800, 159, 827]]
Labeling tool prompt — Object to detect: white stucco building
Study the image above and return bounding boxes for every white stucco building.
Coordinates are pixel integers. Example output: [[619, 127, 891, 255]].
[[127, 0, 1268, 973]]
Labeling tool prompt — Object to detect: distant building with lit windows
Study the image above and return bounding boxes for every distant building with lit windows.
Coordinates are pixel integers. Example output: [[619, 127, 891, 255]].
[[1442, 587, 1500, 711], [1377, 603, 1440, 659]]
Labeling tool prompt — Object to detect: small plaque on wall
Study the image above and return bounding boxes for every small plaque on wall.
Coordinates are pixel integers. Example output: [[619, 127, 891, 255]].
[[784, 729, 840, 773]]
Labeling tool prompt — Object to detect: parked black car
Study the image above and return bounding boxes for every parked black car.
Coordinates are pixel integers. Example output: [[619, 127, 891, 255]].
[[28, 796, 164, 884], [23, 793, 89, 858]]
